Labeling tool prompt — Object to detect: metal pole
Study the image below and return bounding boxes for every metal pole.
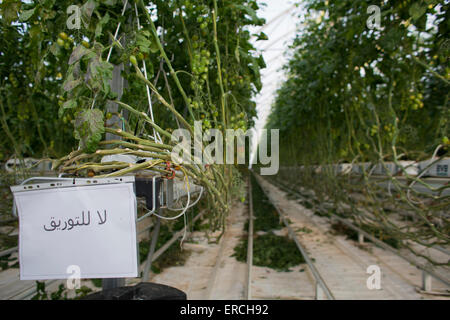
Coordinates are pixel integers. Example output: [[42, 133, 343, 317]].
[[142, 216, 161, 282], [245, 176, 254, 300], [140, 210, 206, 274], [141, 180, 173, 281], [102, 0, 129, 291], [358, 232, 364, 244], [315, 282, 325, 300], [101, 67, 127, 292], [101, 67, 126, 290], [422, 271, 432, 292]]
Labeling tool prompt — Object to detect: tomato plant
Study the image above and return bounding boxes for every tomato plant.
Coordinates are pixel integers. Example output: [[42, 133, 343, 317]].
[[267, 0, 449, 165], [0, 1, 78, 159], [1, 0, 268, 229], [266, 0, 449, 263]]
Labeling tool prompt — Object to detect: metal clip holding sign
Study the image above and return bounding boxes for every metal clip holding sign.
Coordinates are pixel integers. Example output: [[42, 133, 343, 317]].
[[136, 176, 159, 222]]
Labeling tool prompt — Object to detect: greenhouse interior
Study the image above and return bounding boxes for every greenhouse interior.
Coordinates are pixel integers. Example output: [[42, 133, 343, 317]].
[[0, 0, 449, 305]]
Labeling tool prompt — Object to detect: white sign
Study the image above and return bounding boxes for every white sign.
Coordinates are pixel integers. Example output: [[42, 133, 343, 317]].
[[13, 182, 138, 280]]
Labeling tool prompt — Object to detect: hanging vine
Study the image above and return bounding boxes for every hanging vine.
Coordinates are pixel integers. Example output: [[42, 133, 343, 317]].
[[1, 0, 268, 230]]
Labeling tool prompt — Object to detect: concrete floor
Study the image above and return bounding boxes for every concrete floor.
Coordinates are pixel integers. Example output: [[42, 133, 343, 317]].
[[1, 179, 448, 300], [256, 176, 450, 300]]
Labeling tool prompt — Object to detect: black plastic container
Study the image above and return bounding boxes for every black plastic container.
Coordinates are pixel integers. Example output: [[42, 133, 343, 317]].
[[82, 282, 186, 300]]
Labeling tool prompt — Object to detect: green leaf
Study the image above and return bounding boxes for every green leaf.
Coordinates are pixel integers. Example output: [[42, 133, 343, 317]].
[[98, 61, 113, 95], [49, 42, 61, 57], [68, 45, 90, 65], [62, 99, 77, 110], [1, 0, 21, 24], [103, 0, 117, 6], [136, 33, 152, 54], [84, 55, 113, 96], [63, 73, 82, 91], [256, 32, 268, 41], [81, 0, 97, 26], [409, 2, 427, 21], [74, 109, 105, 153], [233, 4, 265, 25], [149, 40, 159, 54], [249, 62, 262, 91], [141, 30, 151, 37], [95, 13, 110, 39], [257, 55, 266, 69], [19, 7, 36, 22], [40, 0, 56, 9]]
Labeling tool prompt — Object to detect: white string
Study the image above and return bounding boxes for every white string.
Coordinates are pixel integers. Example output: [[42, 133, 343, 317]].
[[180, 210, 187, 248], [152, 183, 191, 220], [167, 187, 204, 211], [142, 170, 195, 221], [134, 2, 163, 144], [168, 183, 184, 208], [147, 182, 191, 248], [137, 205, 157, 222], [138, 179, 204, 223]]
